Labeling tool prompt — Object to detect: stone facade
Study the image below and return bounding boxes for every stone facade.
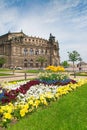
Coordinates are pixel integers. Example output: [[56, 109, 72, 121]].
[[0, 31, 60, 68], [77, 62, 87, 71]]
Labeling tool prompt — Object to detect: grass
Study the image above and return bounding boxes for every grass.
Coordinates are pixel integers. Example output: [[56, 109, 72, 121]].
[[0, 68, 13, 76], [0, 73, 12, 76], [26, 69, 45, 73], [0, 68, 45, 73], [70, 72, 87, 77], [76, 72, 87, 76], [0, 68, 11, 72], [7, 83, 87, 130]]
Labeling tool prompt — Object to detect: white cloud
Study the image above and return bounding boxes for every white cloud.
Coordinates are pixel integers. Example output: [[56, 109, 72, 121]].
[[0, 0, 87, 62]]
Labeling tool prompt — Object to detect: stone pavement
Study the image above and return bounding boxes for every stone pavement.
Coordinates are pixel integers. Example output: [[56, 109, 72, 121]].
[[0, 72, 87, 82], [0, 72, 38, 82]]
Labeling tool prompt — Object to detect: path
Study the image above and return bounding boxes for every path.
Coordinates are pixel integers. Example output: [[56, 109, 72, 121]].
[[0, 72, 37, 82], [0, 72, 87, 82]]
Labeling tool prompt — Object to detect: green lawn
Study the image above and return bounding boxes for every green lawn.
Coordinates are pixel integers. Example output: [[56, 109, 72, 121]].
[[26, 69, 45, 73], [0, 68, 12, 76], [0, 68, 44, 73], [0, 73, 12, 76], [7, 83, 87, 130], [70, 72, 87, 77], [0, 68, 11, 71], [76, 72, 87, 76]]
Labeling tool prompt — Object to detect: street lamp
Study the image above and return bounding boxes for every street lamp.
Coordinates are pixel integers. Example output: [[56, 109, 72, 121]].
[[24, 48, 28, 80]]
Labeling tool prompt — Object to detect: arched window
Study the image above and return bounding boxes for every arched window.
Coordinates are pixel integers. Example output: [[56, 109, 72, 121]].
[[24, 59, 28, 67], [30, 59, 33, 67], [36, 63, 39, 67], [30, 48, 34, 55], [24, 48, 28, 55], [30, 59, 33, 62]]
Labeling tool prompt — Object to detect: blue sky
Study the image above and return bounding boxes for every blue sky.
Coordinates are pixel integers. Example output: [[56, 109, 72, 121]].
[[0, 0, 87, 62]]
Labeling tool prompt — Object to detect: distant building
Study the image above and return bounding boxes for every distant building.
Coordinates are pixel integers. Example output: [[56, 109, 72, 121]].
[[0, 31, 60, 68], [77, 62, 87, 71]]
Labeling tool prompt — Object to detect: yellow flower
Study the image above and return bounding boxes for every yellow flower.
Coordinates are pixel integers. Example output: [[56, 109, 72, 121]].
[[45, 92, 54, 99], [43, 99, 48, 106], [0, 108, 3, 113], [45, 65, 65, 72], [20, 109, 26, 117], [34, 99, 40, 108], [28, 107, 34, 112], [39, 94, 45, 102], [28, 99, 34, 105], [20, 105, 29, 117], [3, 112, 12, 120], [55, 93, 60, 98]]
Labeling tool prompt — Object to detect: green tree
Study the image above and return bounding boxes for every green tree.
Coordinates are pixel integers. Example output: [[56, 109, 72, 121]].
[[61, 61, 69, 68], [37, 57, 47, 69], [67, 50, 80, 77], [0, 57, 6, 67]]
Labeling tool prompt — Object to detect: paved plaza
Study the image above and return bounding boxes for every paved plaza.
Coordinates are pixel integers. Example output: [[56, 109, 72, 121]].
[[0, 72, 37, 82], [0, 72, 87, 82]]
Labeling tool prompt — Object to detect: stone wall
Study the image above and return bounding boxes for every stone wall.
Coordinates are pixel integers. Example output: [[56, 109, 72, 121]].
[[0, 31, 60, 68]]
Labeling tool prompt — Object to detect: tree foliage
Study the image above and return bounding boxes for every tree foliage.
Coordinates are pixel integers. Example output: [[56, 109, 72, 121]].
[[67, 50, 81, 77], [61, 61, 69, 68], [0, 57, 6, 67], [37, 56, 47, 67], [68, 50, 80, 62]]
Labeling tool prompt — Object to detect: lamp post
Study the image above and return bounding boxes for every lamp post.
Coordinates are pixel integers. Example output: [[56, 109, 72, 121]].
[[24, 48, 28, 80], [12, 66, 15, 75]]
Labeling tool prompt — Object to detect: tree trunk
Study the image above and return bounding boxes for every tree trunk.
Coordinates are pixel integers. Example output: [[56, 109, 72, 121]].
[[73, 61, 76, 78]]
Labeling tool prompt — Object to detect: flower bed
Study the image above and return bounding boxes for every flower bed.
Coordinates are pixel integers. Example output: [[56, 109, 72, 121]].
[[0, 66, 87, 128], [0, 78, 76, 104]]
